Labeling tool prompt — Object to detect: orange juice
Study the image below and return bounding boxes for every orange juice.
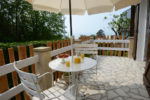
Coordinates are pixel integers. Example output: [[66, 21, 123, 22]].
[[66, 61, 70, 67], [81, 54, 85, 59], [74, 57, 81, 64]]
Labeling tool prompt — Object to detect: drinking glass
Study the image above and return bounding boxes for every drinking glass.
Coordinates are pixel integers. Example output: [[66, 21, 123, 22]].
[[65, 61, 70, 67]]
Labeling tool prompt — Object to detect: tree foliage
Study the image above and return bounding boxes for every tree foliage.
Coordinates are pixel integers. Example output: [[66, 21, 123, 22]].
[[104, 12, 130, 36], [0, 0, 66, 42], [96, 29, 105, 37]]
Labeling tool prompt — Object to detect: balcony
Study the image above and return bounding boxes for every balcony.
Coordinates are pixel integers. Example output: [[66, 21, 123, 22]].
[[0, 36, 149, 100]]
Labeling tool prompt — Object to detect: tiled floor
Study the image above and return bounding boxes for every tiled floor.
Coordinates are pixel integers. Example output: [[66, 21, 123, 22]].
[[78, 56, 150, 100]]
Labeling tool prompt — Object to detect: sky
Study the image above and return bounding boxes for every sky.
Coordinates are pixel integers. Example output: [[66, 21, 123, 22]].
[[64, 6, 130, 39]]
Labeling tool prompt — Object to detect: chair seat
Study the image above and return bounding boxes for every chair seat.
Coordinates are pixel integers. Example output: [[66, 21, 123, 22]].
[[32, 86, 74, 100]]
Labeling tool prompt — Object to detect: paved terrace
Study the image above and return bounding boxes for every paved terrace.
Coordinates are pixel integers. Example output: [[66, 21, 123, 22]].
[[56, 56, 149, 100], [78, 56, 150, 100]]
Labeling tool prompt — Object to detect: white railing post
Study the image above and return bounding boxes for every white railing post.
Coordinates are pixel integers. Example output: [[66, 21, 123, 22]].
[[34, 47, 52, 90], [90, 36, 94, 43], [128, 37, 134, 58]]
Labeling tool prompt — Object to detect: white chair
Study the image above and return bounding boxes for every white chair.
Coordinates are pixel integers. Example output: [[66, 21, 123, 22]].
[[74, 43, 99, 99], [13, 62, 75, 100], [75, 43, 98, 75]]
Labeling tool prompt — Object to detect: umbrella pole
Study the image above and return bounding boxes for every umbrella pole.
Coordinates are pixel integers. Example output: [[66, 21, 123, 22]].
[[69, 0, 78, 99], [69, 0, 73, 62]]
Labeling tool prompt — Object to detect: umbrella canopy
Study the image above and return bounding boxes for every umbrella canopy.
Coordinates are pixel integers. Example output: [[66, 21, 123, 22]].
[[27, 0, 141, 15]]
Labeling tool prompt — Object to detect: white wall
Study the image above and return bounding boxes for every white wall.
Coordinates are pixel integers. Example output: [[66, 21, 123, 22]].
[[136, 0, 148, 61]]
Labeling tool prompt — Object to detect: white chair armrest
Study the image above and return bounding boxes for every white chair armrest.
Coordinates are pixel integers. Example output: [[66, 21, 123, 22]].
[[37, 72, 51, 80]]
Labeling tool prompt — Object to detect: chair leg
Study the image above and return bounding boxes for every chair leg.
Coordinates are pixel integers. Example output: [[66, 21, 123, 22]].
[[52, 71, 54, 86]]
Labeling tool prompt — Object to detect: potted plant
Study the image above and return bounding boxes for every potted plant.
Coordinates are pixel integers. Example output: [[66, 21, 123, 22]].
[[63, 72, 72, 84]]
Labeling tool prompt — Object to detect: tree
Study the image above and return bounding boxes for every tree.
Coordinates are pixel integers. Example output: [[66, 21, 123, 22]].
[[0, 0, 66, 42], [96, 29, 105, 37], [104, 12, 130, 36]]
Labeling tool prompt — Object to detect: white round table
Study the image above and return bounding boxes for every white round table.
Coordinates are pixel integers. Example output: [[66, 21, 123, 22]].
[[49, 56, 97, 99], [49, 56, 97, 72]]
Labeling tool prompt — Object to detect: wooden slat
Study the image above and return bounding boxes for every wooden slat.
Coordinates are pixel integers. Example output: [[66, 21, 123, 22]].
[[18, 46, 31, 100], [0, 56, 39, 76], [57, 40, 60, 49], [106, 36, 109, 55], [65, 40, 67, 54], [0, 50, 9, 94], [95, 36, 98, 40], [61, 40, 64, 55], [61, 40, 64, 48], [46, 41, 52, 47], [65, 39, 67, 46], [97, 47, 129, 51], [118, 36, 122, 56], [68, 39, 71, 55], [115, 36, 118, 56], [0, 57, 39, 81], [102, 36, 106, 55], [50, 46, 71, 57], [8, 48, 20, 100], [127, 41, 129, 57], [94, 40, 130, 43], [29, 45, 35, 74], [18, 46, 28, 72], [110, 36, 114, 56], [75, 51, 98, 55], [98, 36, 102, 55], [0, 84, 24, 100], [75, 48, 98, 51], [53, 41, 56, 59], [74, 44, 97, 48], [123, 36, 126, 56]]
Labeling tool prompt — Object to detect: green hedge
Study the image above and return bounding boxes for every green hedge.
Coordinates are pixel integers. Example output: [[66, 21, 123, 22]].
[[0, 40, 49, 49], [0, 40, 55, 64]]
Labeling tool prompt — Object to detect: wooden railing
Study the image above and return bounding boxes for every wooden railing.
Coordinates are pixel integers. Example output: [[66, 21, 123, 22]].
[[0, 39, 71, 100], [0, 45, 37, 100], [94, 35, 129, 56], [0, 36, 129, 100]]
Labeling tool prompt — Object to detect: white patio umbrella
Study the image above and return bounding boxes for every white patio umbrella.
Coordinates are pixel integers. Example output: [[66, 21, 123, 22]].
[[26, 0, 141, 60]]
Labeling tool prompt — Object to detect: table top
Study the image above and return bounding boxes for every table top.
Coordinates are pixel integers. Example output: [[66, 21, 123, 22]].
[[49, 56, 97, 72]]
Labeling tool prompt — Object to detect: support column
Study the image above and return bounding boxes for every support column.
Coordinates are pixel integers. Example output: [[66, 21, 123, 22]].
[[34, 47, 52, 90], [136, 0, 148, 61], [128, 37, 134, 58]]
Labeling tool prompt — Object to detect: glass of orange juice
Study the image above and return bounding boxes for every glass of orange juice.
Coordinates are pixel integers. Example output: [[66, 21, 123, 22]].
[[81, 54, 84, 62], [81, 54, 85, 59], [65, 61, 70, 67]]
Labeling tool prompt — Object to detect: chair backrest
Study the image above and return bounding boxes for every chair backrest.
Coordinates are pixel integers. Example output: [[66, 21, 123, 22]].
[[75, 44, 98, 55], [13, 63, 43, 99]]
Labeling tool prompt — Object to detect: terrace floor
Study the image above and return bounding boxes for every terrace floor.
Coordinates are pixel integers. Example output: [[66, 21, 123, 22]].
[[56, 56, 150, 100]]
